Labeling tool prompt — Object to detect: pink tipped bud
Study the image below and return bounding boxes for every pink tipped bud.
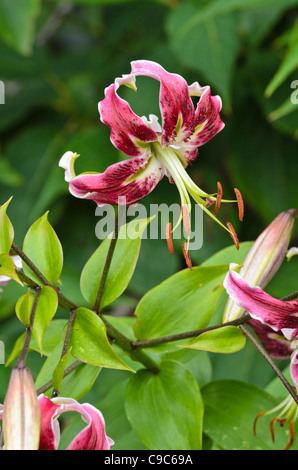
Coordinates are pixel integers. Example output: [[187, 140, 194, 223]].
[[223, 209, 297, 322], [3, 367, 41, 450]]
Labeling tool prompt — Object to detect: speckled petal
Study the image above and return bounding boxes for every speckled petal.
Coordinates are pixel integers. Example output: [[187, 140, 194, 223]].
[[99, 76, 158, 158], [60, 151, 165, 206], [249, 319, 293, 360], [130, 60, 196, 147], [187, 83, 224, 153]]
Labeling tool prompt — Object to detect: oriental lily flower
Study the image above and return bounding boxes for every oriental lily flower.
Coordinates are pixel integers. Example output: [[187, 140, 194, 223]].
[[0, 392, 113, 450], [59, 60, 242, 254]]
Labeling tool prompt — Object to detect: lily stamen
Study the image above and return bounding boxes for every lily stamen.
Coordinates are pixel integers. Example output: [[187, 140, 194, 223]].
[[181, 205, 191, 238], [182, 241, 193, 270], [226, 222, 239, 250], [166, 222, 174, 255], [214, 181, 223, 217], [234, 187, 244, 222], [283, 419, 295, 450]]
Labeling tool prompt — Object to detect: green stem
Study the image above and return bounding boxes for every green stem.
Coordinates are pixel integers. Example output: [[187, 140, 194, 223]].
[[51, 309, 77, 398], [239, 324, 298, 406], [37, 360, 82, 395], [16, 286, 41, 369], [93, 209, 122, 315], [13, 243, 159, 373], [132, 313, 251, 350]]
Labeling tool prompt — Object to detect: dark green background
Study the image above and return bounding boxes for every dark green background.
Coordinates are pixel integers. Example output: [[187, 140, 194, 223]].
[[0, 0, 297, 449]]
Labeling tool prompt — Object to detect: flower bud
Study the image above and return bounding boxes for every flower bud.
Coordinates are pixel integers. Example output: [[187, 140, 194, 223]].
[[223, 209, 297, 322], [3, 367, 41, 450]]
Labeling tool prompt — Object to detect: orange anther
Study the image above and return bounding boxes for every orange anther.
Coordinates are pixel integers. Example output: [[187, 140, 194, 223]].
[[166, 222, 174, 255], [270, 417, 277, 443], [253, 411, 265, 436], [214, 181, 223, 216], [181, 205, 191, 238], [182, 241, 192, 270], [227, 222, 239, 250], [283, 420, 295, 451], [234, 188, 244, 222]]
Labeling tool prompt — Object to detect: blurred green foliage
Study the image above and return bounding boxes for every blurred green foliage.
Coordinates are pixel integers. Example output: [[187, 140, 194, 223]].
[[0, 0, 298, 449]]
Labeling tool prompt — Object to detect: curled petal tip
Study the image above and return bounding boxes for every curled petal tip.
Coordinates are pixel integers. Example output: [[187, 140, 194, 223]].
[[59, 151, 80, 182]]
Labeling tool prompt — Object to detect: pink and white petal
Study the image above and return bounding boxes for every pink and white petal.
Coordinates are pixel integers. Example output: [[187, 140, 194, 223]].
[[282, 328, 298, 340], [223, 265, 298, 331], [38, 395, 62, 450], [290, 350, 298, 392], [188, 83, 224, 149], [66, 404, 113, 450], [130, 60, 195, 147], [169, 143, 198, 167], [61, 152, 165, 206], [99, 79, 158, 158], [249, 319, 293, 360]]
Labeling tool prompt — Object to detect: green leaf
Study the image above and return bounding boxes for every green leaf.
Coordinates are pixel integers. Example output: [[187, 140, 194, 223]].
[[202, 380, 296, 450], [125, 360, 204, 450], [35, 341, 101, 400], [133, 264, 229, 352], [201, 241, 254, 267], [0, 0, 40, 56], [265, 19, 298, 97], [80, 217, 151, 309], [180, 326, 246, 353], [15, 289, 32, 326], [0, 197, 14, 254], [5, 319, 67, 366], [69, 307, 134, 371], [52, 348, 72, 393], [15, 286, 58, 354], [166, 2, 241, 106], [22, 212, 63, 286], [0, 253, 22, 285]]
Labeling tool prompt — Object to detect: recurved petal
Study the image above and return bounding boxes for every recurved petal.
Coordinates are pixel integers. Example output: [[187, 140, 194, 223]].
[[99, 78, 158, 158], [66, 403, 113, 450], [130, 60, 196, 147], [223, 264, 298, 331], [290, 350, 298, 392], [39, 395, 62, 450], [187, 82, 224, 150], [60, 151, 165, 206], [249, 319, 293, 360]]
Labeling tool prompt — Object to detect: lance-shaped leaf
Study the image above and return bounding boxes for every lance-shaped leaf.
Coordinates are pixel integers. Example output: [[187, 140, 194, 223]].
[[0, 197, 14, 254], [80, 217, 151, 310], [265, 18, 298, 97], [125, 360, 204, 450], [22, 212, 63, 286], [34, 341, 101, 401], [133, 264, 229, 352], [179, 326, 246, 354], [15, 286, 58, 355], [5, 319, 68, 366], [69, 307, 134, 372]]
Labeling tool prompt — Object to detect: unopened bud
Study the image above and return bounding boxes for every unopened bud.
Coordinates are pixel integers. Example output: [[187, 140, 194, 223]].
[[3, 367, 40, 450], [223, 209, 297, 322]]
